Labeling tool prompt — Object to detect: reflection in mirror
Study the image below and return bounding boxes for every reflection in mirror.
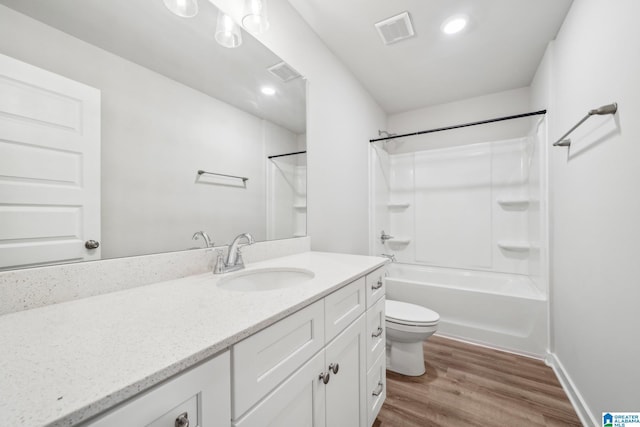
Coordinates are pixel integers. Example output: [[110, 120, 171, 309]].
[[0, 0, 307, 270]]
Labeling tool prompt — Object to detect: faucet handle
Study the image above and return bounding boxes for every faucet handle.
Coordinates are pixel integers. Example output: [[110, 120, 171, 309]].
[[213, 249, 226, 274], [235, 246, 245, 266]]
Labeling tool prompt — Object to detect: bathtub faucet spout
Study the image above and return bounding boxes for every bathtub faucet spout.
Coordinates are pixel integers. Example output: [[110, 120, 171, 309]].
[[381, 253, 396, 262]]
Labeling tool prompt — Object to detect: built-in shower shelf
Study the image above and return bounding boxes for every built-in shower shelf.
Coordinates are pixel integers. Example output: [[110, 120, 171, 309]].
[[497, 241, 531, 252], [387, 202, 410, 209], [497, 198, 530, 208], [293, 233, 306, 238], [387, 238, 411, 244], [293, 204, 307, 210]]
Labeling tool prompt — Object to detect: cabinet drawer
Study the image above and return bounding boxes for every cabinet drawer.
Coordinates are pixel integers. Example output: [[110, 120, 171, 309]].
[[325, 277, 366, 342], [365, 267, 386, 309], [366, 296, 386, 369], [87, 350, 230, 427], [233, 351, 326, 427], [232, 300, 324, 418], [366, 352, 386, 427]]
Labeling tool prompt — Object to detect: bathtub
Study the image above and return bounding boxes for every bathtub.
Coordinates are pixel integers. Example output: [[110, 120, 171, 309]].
[[385, 263, 548, 358]]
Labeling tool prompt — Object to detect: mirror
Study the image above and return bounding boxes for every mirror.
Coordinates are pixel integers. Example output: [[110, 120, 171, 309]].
[[0, 0, 307, 270]]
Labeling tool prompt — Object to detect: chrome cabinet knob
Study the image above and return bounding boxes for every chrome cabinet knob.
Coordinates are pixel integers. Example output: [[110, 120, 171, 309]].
[[372, 381, 384, 396], [318, 371, 330, 384], [175, 412, 189, 427], [84, 240, 100, 249], [329, 363, 339, 374], [372, 326, 383, 338], [372, 278, 383, 290]]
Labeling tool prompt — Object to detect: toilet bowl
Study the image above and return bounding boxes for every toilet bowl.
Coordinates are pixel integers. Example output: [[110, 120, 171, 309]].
[[385, 299, 440, 376]]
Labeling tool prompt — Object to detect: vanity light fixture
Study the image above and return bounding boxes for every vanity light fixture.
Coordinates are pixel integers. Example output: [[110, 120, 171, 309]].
[[215, 12, 243, 48], [441, 15, 468, 35], [163, 0, 198, 18], [242, 0, 270, 34], [261, 86, 276, 95]]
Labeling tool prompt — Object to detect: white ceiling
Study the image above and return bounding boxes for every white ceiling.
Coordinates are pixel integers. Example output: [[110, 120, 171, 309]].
[[0, 0, 306, 133], [288, 0, 573, 114]]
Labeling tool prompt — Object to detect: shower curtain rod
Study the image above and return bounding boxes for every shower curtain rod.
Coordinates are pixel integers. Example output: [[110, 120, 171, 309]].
[[369, 110, 547, 143], [268, 150, 307, 159]]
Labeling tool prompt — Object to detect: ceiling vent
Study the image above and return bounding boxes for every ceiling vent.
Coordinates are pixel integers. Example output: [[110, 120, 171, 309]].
[[375, 11, 415, 45], [268, 61, 302, 82]]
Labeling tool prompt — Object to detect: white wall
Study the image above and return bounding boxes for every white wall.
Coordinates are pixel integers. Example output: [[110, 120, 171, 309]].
[[0, 6, 299, 258], [532, 0, 640, 424], [387, 87, 532, 153], [211, 0, 386, 255]]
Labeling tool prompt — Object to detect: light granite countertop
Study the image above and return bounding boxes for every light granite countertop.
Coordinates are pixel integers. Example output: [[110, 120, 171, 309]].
[[0, 251, 386, 427]]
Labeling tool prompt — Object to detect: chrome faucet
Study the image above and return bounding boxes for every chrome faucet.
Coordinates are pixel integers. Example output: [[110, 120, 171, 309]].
[[214, 233, 255, 274], [192, 231, 213, 248], [381, 253, 396, 262]]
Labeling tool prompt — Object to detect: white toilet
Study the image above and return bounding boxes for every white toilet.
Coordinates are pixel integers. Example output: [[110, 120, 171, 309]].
[[385, 299, 440, 376]]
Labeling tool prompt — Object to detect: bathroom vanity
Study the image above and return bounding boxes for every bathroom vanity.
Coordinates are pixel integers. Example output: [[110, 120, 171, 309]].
[[0, 251, 387, 426]]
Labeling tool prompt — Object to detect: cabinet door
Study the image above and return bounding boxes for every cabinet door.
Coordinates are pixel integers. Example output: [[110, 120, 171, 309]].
[[365, 267, 386, 309], [87, 350, 230, 427], [233, 351, 326, 427], [232, 300, 324, 418], [325, 277, 366, 342], [366, 296, 386, 368], [367, 352, 387, 427], [325, 313, 367, 427]]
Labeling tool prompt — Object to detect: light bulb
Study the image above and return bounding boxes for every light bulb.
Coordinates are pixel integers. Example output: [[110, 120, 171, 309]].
[[261, 86, 276, 96], [441, 15, 468, 35], [163, 0, 198, 18], [215, 13, 242, 48], [242, 0, 269, 34]]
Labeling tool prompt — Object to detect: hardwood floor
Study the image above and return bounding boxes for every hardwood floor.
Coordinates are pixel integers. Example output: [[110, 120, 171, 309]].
[[374, 336, 582, 427]]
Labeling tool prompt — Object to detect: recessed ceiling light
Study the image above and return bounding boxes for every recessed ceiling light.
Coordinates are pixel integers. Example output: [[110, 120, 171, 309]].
[[261, 86, 276, 95], [441, 15, 468, 35]]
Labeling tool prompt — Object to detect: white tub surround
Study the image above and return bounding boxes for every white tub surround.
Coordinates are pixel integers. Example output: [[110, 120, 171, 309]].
[[385, 263, 547, 357], [0, 251, 386, 427]]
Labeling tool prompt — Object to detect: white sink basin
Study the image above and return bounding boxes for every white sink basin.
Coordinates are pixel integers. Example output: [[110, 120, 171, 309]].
[[217, 268, 315, 292]]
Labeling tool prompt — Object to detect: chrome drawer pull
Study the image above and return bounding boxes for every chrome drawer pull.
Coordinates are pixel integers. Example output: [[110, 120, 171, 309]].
[[175, 412, 189, 427], [371, 326, 383, 338], [329, 363, 339, 375], [371, 278, 383, 290], [372, 381, 384, 396]]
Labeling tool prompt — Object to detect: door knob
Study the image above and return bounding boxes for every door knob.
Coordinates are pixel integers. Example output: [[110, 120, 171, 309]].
[[329, 363, 339, 374], [175, 412, 189, 427], [318, 371, 330, 384], [85, 240, 100, 249]]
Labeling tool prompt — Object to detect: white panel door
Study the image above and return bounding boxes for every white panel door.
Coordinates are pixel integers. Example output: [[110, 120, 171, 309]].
[[233, 351, 326, 427], [0, 53, 100, 269], [325, 313, 367, 427]]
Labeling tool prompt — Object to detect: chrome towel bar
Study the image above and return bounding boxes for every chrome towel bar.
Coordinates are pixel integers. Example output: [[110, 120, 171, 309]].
[[553, 103, 617, 147], [197, 170, 248, 182]]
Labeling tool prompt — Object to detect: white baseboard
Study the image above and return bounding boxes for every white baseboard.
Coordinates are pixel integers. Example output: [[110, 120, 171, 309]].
[[545, 352, 597, 427], [434, 331, 545, 361]]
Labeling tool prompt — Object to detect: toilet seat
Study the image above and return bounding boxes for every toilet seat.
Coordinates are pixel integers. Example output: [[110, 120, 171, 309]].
[[386, 300, 440, 327]]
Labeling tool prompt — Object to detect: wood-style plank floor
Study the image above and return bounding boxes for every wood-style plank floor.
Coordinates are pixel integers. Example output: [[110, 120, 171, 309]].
[[374, 336, 582, 427]]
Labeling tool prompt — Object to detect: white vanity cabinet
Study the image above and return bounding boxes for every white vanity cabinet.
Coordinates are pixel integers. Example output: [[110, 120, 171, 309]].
[[82, 265, 386, 427], [86, 350, 231, 427], [232, 267, 386, 427]]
